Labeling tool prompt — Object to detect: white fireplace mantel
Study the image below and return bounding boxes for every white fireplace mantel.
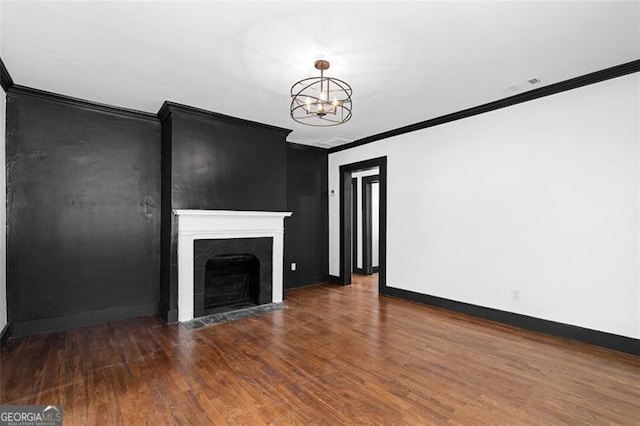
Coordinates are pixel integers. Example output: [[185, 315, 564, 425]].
[[174, 209, 292, 322]]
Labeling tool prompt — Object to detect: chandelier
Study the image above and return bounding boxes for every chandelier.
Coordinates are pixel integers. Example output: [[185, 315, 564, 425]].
[[290, 60, 353, 126]]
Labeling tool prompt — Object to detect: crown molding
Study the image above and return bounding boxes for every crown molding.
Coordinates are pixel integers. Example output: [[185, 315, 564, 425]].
[[0, 56, 15, 92], [8, 85, 159, 121], [286, 141, 329, 154], [330, 59, 640, 154], [3, 54, 636, 150], [157, 101, 292, 136]]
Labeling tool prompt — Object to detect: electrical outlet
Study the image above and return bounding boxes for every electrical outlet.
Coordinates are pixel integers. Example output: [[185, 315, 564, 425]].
[[511, 289, 520, 301], [291, 263, 296, 271]]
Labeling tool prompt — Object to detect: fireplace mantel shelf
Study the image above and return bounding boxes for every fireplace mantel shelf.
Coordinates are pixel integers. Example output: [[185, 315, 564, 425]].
[[174, 210, 292, 218]]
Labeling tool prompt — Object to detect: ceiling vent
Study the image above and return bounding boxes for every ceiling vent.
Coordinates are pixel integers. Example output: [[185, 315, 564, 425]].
[[504, 77, 543, 94], [315, 137, 353, 148]]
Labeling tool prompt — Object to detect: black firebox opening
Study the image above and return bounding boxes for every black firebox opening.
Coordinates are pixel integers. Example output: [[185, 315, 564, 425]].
[[194, 237, 273, 318], [203, 254, 260, 314]]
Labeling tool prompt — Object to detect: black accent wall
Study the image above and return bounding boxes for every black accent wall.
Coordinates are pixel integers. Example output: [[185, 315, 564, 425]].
[[6, 89, 161, 336], [4, 89, 330, 335], [163, 105, 289, 211], [158, 102, 291, 322], [284, 144, 328, 288]]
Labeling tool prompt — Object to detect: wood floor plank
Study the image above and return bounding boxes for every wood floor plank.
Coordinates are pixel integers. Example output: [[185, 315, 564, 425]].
[[1, 274, 638, 424]]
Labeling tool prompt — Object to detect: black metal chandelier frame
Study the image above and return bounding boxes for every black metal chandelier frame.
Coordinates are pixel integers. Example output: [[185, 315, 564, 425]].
[[290, 60, 353, 127]]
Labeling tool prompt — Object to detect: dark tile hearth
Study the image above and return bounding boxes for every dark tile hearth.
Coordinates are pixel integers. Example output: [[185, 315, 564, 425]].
[[183, 302, 286, 330]]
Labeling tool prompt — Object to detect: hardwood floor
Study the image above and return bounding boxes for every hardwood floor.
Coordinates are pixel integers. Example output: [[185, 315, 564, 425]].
[[1, 274, 639, 424]]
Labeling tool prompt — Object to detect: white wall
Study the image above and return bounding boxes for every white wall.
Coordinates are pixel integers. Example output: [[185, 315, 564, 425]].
[[329, 73, 639, 339], [351, 168, 379, 269], [0, 0, 7, 334]]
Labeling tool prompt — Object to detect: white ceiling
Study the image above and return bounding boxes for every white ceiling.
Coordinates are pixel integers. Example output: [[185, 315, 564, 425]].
[[1, 1, 638, 147]]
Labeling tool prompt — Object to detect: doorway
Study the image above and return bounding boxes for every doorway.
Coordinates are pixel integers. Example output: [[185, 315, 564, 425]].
[[362, 175, 379, 275], [351, 169, 378, 275], [339, 157, 387, 295]]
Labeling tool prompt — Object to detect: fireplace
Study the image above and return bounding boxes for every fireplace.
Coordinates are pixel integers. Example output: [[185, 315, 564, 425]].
[[174, 210, 291, 322], [193, 237, 273, 317], [204, 254, 259, 311]]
